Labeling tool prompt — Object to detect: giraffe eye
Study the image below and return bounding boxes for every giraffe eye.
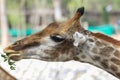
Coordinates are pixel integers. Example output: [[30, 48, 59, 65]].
[[50, 35, 65, 42]]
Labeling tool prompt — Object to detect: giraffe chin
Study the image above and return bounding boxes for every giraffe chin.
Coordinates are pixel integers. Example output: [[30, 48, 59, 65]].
[[9, 54, 22, 61]]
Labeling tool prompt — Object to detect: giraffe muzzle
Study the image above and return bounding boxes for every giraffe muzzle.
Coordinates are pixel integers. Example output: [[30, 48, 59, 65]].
[[3, 47, 23, 61]]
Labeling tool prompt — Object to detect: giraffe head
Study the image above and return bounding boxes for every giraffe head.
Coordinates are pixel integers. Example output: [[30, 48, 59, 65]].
[[4, 7, 85, 61]]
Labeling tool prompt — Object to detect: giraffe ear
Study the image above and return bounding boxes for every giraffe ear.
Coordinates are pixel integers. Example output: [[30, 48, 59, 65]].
[[73, 32, 86, 47]]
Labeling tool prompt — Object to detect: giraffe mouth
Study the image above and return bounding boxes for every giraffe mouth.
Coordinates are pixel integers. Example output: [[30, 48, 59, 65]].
[[4, 49, 23, 61], [8, 53, 22, 61]]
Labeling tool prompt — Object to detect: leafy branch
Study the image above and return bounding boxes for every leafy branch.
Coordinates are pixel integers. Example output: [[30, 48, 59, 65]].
[[1, 54, 16, 70]]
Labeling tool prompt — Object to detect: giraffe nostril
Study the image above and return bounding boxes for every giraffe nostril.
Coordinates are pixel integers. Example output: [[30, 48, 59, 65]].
[[13, 42, 18, 46], [13, 41, 22, 46]]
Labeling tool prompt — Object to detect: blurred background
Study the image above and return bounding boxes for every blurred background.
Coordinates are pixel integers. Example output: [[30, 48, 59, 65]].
[[0, 0, 120, 80]]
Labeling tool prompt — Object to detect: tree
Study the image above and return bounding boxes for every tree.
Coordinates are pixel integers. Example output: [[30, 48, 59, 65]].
[[53, 0, 63, 21], [0, 0, 9, 47]]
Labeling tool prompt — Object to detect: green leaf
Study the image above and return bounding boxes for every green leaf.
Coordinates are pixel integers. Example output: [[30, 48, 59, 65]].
[[1, 54, 7, 58], [1, 54, 8, 62], [1, 54, 16, 70], [10, 66, 15, 70], [8, 61, 15, 65], [4, 58, 8, 62]]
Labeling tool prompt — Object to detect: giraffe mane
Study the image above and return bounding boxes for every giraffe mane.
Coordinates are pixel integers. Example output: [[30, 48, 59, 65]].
[[92, 32, 120, 46]]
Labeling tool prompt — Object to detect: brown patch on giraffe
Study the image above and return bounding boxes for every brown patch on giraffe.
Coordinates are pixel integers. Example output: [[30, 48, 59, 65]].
[[86, 46, 90, 50], [116, 72, 120, 78], [75, 51, 80, 55], [114, 50, 120, 58], [91, 47, 98, 53], [99, 46, 114, 57], [111, 58, 120, 65], [54, 40, 73, 53], [40, 49, 59, 60], [101, 59, 109, 69], [78, 49, 82, 53], [95, 40, 103, 47], [81, 55, 86, 59], [102, 41, 109, 46], [64, 58, 73, 61], [88, 38, 94, 42], [73, 56, 80, 61], [82, 30, 91, 35], [92, 55, 101, 61], [110, 64, 118, 72]]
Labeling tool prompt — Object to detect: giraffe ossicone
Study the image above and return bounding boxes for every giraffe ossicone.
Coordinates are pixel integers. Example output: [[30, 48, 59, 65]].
[[73, 32, 86, 47]]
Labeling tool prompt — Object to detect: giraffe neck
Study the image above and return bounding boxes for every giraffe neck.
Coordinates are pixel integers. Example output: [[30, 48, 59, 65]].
[[76, 31, 120, 79]]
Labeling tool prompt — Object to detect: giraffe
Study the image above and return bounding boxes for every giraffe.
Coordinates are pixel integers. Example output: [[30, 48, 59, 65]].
[[3, 7, 120, 79]]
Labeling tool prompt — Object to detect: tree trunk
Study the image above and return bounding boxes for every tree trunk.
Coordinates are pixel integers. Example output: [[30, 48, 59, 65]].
[[0, 0, 9, 47], [53, 0, 63, 21]]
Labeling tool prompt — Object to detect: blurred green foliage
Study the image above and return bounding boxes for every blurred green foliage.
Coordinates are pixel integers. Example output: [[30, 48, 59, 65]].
[[6, 0, 120, 10], [8, 14, 24, 27], [6, 0, 120, 27], [7, 0, 20, 9]]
